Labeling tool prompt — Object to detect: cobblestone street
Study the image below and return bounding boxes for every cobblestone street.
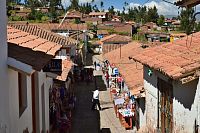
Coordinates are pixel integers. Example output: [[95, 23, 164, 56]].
[[71, 54, 135, 133]]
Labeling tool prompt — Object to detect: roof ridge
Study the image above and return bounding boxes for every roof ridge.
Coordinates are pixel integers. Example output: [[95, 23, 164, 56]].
[[8, 24, 77, 46]]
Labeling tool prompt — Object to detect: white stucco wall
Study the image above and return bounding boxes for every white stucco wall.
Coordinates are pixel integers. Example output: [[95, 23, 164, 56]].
[[143, 66, 159, 130], [0, 0, 9, 132], [98, 15, 106, 19], [37, 71, 53, 132], [144, 65, 200, 132], [172, 79, 200, 132], [8, 69, 33, 133]]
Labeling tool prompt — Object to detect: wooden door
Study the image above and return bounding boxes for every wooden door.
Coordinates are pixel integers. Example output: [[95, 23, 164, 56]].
[[159, 79, 173, 133]]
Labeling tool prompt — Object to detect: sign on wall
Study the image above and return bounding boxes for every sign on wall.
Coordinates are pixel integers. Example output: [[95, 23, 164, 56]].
[[43, 59, 62, 72]]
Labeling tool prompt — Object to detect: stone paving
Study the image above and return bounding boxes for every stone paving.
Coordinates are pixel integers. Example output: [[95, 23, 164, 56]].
[[71, 54, 136, 133]]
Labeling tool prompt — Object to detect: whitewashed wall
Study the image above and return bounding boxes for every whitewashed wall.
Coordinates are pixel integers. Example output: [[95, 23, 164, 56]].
[[8, 69, 33, 133], [172, 79, 200, 132], [98, 15, 106, 19], [144, 65, 200, 132], [37, 71, 53, 132], [143, 66, 158, 130], [0, 0, 9, 132]]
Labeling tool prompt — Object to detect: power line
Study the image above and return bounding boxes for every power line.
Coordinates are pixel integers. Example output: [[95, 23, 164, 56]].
[[142, 0, 150, 6], [160, 0, 175, 5]]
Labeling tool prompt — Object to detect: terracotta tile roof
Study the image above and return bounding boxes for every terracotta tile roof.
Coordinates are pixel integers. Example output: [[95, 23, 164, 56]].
[[130, 32, 200, 80], [8, 42, 54, 71], [170, 33, 187, 37], [102, 43, 127, 54], [81, 17, 103, 22], [100, 34, 132, 44], [89, 12, 107, 16], [59, 10, 82, 19], [98, 22, 132, 35], [24, 22, 88, 31], [97, 30, 109, 35], [8, 24, 78, 47], [56, 59, 73, 81], [7, 26, 61, 56], [104, 42, 145, 96]]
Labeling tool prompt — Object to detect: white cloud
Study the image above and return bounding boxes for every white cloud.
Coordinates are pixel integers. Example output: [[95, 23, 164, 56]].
[[61, 0, 71, 8], [129, 1, 179, 15]]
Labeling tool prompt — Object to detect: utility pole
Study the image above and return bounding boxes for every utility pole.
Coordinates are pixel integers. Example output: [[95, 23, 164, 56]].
[[83, 30, 88, 65]]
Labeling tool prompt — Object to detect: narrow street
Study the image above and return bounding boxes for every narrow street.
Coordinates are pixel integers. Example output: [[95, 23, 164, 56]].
[[71, 54, 135, 133]]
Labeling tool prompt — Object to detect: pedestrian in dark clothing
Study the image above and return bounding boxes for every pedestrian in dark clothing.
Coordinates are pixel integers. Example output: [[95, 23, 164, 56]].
[[94, 61, 97, 70]]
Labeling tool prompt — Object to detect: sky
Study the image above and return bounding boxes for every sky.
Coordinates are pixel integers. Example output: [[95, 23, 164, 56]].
[[61, 0, 180, 15], [20, 0, 200, 16]]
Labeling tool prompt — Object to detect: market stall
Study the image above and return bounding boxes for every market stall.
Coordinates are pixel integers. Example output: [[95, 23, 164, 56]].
[[49, 59, 76, 133], [102, 61, 136, 130]]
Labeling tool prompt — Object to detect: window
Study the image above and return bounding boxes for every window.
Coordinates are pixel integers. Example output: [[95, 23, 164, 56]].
[[18, 72, 27, 117]]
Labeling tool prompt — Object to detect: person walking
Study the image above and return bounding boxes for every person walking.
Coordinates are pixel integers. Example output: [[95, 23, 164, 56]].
[[91, 87, 102, 110], [94, 61, 97, 70]]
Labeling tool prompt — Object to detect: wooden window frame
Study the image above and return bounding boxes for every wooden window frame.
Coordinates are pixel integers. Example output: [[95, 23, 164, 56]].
[[18, 72, 28, 117]]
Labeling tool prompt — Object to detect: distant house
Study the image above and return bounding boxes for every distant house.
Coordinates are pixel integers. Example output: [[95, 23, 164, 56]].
[[140, 25, 149, 32], [131, 32, 200, 132], [170, 33, 187, 42], [59, 10, 82, 23], [172, 20, 181, 30], [145, 32, 170, 42], [89, 12, 108, 21], [12, 7, 31, 20], [99, 34, 132, 54], [97, 30, 109, 39], [81, 17, 103, 24], [111, 16, 121, 22], [140, 22, 157, 32], [36, 7, 50, 13], [98, 22, 133, 36]]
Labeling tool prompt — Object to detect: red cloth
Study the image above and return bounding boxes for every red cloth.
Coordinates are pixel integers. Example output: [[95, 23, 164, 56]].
[[117, 77, 123, 82]]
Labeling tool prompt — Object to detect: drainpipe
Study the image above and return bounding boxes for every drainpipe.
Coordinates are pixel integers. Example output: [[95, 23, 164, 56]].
[[83, 30, 88, 65]]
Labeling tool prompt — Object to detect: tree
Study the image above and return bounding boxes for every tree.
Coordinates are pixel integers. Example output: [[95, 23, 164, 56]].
[[179, 8, 195, 35], [69, 0, 79, 10], [100, 1, 104, 11], [92, 4, 99, 12], [146, 6, 159, 23], [108, 6, 115, 16], [195, 22, 200, 32], [49, 0, 62, 22], [157, 15, 165, 26]]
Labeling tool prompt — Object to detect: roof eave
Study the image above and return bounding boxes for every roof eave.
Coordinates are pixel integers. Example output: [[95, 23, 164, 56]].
[[7, 57, 35, 75], [175, 0, 200, 7]]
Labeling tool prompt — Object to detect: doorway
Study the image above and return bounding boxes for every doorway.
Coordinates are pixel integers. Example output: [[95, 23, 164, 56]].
[[158, 78, 173, 133]]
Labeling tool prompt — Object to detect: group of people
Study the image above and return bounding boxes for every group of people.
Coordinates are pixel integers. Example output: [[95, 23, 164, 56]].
[[50, 86, 76, 132]]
